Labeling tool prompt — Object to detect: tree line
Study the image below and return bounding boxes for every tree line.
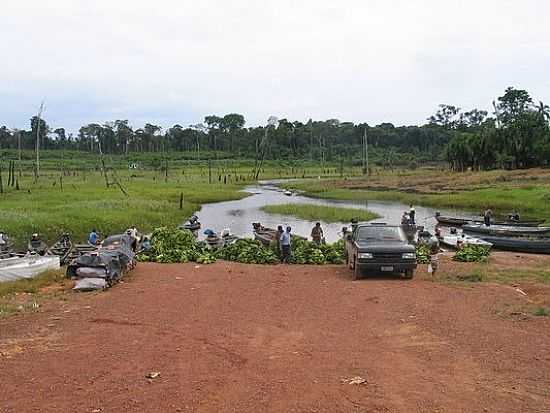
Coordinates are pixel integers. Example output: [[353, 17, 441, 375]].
[[0, 87, 548, 170]]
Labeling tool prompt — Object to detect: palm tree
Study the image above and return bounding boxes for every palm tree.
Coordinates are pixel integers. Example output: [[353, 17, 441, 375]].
[[536, 101, 550, 123]]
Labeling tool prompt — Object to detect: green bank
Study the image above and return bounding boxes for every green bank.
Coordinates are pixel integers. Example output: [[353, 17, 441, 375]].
[[261, 203, 380, 223], [286, 179, 550, 222]]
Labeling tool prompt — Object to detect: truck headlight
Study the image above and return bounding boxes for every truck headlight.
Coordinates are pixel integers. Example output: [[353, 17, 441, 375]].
[[358, 253, 373, 259], [402, 252, 416, 259]]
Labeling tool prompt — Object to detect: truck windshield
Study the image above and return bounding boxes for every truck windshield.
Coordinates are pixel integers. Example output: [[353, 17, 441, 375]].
[[356, 226, 406, 242]]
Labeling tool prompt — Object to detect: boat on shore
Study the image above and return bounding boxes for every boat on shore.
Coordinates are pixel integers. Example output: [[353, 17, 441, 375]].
[[252, 223, 305, 246], [0, 255, 61, 283], [462, 224, 550, 237], [439, 234, 492, 250], [179, 215, 201, 232], [469, 234, 550, 254], [436, 215, 544, 227], [47, 233, 73, 265]]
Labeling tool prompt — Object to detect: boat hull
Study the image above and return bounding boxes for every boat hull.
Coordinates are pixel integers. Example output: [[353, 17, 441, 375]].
[[463, 224, 550, 237], [0, 256, 61, 283], [471, 235, 550, 254]]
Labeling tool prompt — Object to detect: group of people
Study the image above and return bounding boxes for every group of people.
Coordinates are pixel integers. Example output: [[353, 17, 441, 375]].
[[275, 222, 325, 264], [401, 205, 416, 225]]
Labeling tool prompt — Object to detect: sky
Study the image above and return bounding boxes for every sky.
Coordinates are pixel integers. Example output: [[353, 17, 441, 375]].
[[1, 0, 549, 133]]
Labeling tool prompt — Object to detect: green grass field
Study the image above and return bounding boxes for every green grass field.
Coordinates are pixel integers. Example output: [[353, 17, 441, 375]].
[[0, 170, 248, 248], [261, 203, 380, 223], [0, 156, 363, 248]]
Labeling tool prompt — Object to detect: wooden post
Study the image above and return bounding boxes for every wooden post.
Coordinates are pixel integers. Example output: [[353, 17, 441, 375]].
[[0, 161, 3, 194], [35, 101, 44, 182], [208, 159, 212, 184], [179, 192, 184, 210]]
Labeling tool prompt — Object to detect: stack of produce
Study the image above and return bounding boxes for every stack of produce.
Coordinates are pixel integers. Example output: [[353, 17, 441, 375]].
[[415, 245, 432, 264], [291, 239, 345, 265], [136, 227, 216, 264], [137, 227, 347, 266], [453, 244, 491, 262], [216, 239, 279, 264]]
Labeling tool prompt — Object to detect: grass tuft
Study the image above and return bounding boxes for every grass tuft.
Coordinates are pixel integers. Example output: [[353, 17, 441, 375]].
[[261, 203, 380, 223], [533, 307, 550, 317], [0, 270, 65, 298]]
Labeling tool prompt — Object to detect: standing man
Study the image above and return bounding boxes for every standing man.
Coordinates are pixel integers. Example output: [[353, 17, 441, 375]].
[[280, 226, 292, 264], [483, 209, 492, 226], [127, 226, 139, 252], [311, 222, 324, 245], [276, 225, 284, 257], [409, 204, 416, 225], [0, 231, 7, 248]]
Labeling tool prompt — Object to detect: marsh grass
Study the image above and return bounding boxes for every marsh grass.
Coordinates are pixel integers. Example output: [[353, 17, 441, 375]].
[[288, 178, 550, 222], [261, 203, 380, 223], [0, 170, 249, 247]]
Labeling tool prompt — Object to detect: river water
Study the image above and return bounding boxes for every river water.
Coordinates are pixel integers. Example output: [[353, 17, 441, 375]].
[[193, 181, 475, 243]]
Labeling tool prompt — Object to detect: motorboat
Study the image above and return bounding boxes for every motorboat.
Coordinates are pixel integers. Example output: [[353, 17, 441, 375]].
[[0, 255, 61, 283]]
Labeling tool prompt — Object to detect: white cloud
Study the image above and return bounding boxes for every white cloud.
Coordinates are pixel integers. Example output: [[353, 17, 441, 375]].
[[1, 0, 549, 132]]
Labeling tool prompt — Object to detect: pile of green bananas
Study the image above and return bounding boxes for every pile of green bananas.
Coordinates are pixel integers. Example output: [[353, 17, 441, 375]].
[[453, 244, 491, 262], [416, 245, 432, 264], [216, 239, 279, 264]]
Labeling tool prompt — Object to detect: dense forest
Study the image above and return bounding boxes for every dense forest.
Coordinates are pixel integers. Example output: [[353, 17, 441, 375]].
[[1, 87, 549, 170]]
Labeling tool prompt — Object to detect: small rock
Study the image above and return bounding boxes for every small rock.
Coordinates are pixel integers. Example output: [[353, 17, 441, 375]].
[[342, 376, 367, 385], [146, 372, 161, 379]]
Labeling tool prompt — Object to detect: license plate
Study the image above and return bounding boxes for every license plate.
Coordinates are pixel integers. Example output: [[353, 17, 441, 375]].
[[381, 266, 394, 272]]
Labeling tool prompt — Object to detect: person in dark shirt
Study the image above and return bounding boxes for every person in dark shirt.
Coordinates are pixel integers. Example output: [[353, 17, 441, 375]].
[[311, 222, 324, 245]]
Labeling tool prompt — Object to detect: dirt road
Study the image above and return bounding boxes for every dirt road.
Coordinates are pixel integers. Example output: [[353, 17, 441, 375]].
[[1, 261, 549, 412]]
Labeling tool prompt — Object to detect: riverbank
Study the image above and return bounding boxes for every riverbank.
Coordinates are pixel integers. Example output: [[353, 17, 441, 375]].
[[1, 258, 549, 412], [0, 171, 249, 248], [286, 167, 550, 222], [261, 203, 380, 223]]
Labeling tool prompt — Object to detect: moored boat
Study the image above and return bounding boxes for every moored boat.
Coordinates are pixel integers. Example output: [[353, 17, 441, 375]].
[[439, 234, 493, 250], [179, 215, 201, 232], [469, 234, 550, 254], [47, 233, 73, 265], [436, 215, 544, 227], [0, 255, 61, 283], [462, 224, 550, 237]]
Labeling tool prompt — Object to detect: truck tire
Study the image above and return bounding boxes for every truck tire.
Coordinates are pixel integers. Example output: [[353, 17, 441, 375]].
[[351, 256, 360, 281], [404, 269, 414, 279]]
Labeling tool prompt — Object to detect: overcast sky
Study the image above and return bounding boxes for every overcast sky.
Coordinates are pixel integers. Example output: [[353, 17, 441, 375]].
[[2, 0, 549, 133]]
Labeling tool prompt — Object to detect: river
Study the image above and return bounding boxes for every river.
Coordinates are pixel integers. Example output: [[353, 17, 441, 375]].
[[193, 181, 475, 243]]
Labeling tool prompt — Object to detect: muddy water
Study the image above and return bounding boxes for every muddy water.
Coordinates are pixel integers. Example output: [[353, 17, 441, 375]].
[[193, 181, 475, 243]]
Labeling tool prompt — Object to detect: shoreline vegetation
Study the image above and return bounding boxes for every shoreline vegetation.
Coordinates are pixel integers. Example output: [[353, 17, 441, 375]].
[[286, 168, 550, 223], [261, 203, 380, 223]]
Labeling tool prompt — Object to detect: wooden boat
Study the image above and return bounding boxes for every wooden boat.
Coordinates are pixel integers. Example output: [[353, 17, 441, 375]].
[[252, 223, 305, 246], [0, 255, 61, 283], [436, 215, 544, 227], [180, 222, 201, 231], [47, 233, 73, 265], [462, 224, 550, 237], [439, 234, 492, 250], [470, 234, 550, 254]]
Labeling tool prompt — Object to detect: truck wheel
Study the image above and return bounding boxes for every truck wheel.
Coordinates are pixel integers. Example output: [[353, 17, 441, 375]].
[[404, 269, 414, 279], [351, 256, 360, 281]]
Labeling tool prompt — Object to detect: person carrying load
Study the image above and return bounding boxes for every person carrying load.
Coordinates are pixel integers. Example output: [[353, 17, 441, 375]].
[[311, 222, 324, 245]]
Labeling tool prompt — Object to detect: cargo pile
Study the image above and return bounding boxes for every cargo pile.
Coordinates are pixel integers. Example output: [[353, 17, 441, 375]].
[[66, 234, 136, 291]]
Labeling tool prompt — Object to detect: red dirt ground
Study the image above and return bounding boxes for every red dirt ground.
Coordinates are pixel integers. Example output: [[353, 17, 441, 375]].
[[1, 261, 549, 413]]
